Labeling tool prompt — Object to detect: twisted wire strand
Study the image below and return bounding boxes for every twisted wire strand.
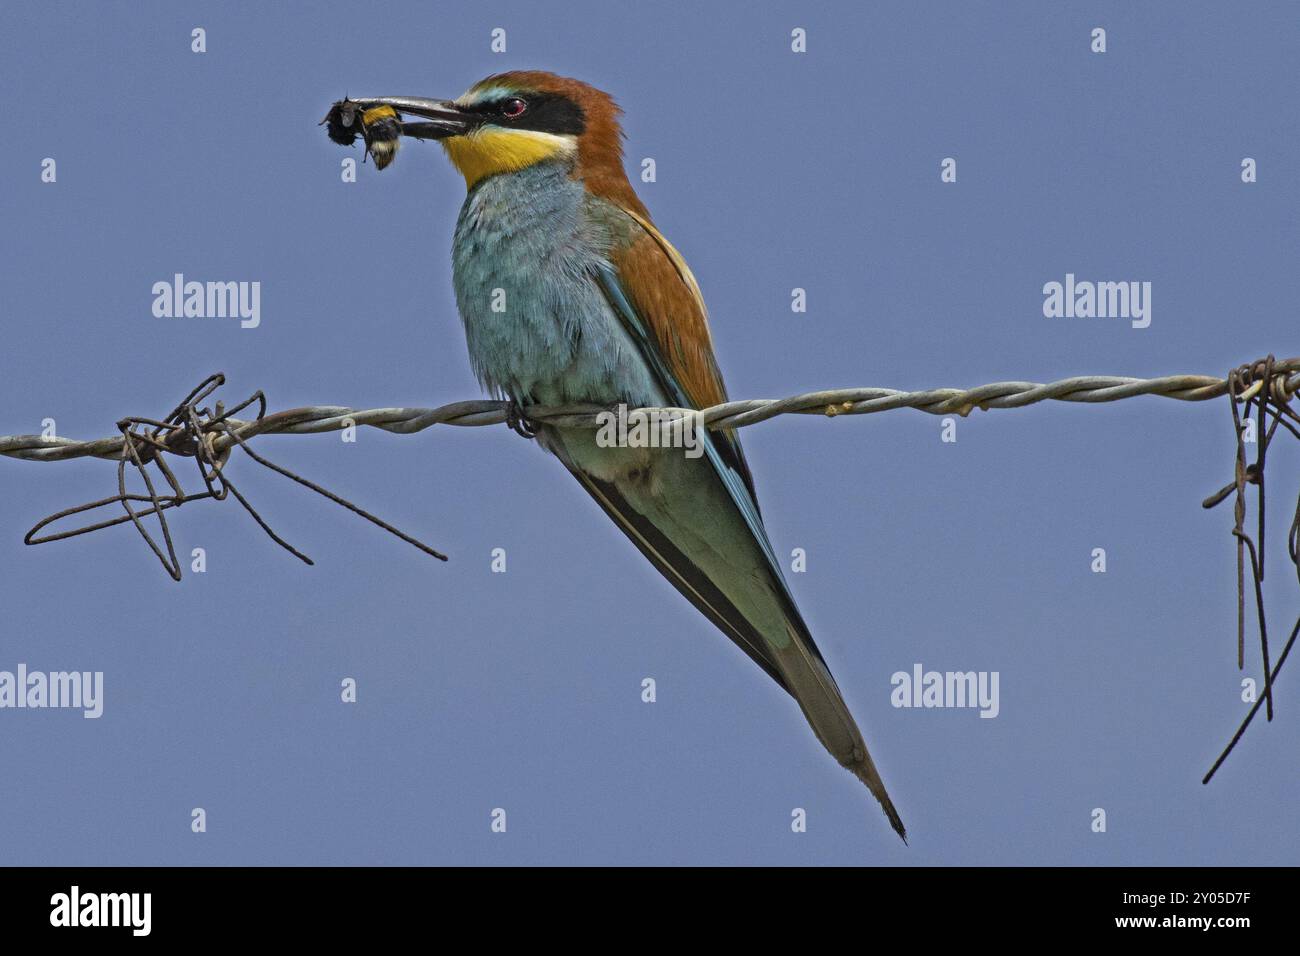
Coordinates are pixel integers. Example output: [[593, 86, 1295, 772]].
[[5, 361, 1299, 463]]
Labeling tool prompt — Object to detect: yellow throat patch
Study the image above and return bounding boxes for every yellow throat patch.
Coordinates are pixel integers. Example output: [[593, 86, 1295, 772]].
[[442, 128, 577, 189]]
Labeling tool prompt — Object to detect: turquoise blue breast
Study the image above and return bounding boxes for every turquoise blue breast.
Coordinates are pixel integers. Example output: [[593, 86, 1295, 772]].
[[450, 160, 660, 409]]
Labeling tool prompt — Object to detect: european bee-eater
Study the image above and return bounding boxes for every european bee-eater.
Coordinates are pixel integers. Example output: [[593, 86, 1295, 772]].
[[325, 72, 906, 839]]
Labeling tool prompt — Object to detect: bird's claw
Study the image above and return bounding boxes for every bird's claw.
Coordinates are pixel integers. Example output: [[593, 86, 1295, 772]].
[[504, 400, 539, 440]]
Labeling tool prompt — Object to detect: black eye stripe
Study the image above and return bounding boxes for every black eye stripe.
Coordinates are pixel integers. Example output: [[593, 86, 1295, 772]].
[[469, 92, 585, 136]]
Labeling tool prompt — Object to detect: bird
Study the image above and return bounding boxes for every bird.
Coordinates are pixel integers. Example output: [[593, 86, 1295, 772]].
[[323, 72, 906, 840]]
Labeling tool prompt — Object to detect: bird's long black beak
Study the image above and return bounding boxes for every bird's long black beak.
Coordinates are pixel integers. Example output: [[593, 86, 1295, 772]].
[[322, 95, 478, 170], [322, 96, 475, 144]]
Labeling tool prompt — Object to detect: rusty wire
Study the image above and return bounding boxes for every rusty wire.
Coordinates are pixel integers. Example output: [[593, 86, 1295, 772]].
[[2, 361, 1299, 775]]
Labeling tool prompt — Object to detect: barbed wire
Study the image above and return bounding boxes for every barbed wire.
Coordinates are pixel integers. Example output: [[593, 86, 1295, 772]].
[[4, 360, 1299, 464], [2, 359, 1298, 782]]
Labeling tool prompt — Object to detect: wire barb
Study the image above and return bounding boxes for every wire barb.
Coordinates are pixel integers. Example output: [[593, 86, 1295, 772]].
[[1200, 355, 1300, 781], [20, 374, 447, 581]]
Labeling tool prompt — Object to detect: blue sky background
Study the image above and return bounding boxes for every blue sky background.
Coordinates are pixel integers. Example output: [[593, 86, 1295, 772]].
[[1, 1, 1297, 865]]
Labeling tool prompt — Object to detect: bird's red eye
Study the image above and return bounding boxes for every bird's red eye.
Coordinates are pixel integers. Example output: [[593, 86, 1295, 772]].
[[501, 97, 527, 118]]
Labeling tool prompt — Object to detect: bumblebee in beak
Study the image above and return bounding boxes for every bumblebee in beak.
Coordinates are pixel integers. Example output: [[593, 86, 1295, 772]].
[[321, 96, 477, 171]]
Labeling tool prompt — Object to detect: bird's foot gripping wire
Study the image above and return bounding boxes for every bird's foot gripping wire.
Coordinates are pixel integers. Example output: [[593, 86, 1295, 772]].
[[503, 400, 540, 440]]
